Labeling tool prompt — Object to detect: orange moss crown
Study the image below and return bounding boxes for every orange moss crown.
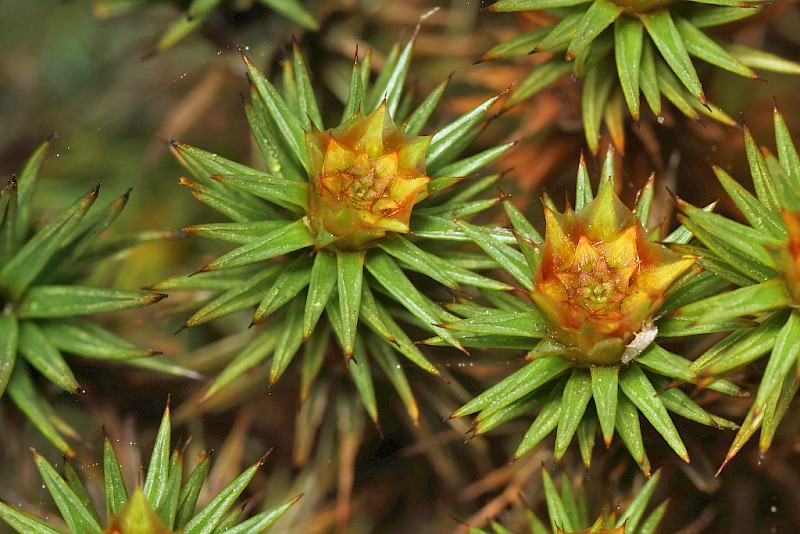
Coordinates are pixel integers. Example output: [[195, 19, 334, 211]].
[[532, 182, 694, 365], [306, 103, 431, 251]]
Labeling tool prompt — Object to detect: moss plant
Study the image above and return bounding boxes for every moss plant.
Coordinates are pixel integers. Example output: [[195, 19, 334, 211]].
[[154, 28, 514, 429], [434, 150, 743, 474], [0, 138, 187, 456], [479, 0, 800, 152], [672, 107, 800, 472], [0, 402, 299, 534], [463, 468, 666, 534]]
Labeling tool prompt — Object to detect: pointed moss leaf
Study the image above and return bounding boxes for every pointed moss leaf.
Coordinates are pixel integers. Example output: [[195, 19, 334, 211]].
[[749, 311, 800, 420], [446, 311, 548, 339], [657, 316, 753, 337], [590, 364, 618, 445], [693, 309, 785, 376], [764, 152, 800, 212], [615, 393, 651, 476], [542, 466, 573, 533], [555, 369, 593, 460], [349, 338, 378, 424], [222, 496, 300, 534], [365, 251, 461, 349], [727, 43, 800, 75], [513, 388, 563, 459], [175, 455, 212, 529], [342, 56, 364, 123], [456, 220, 534, 290], [656, 379, 736, 429], [0, 185, 98, 300], [201, 219, 314, 271], [0, 501, 68, 534], [582, 64, 615, 154], [212, 173, 308, 213], [405, 78, 449, 136], [253, 255, 312, 324], [378, 235, 457, 289], [434, 142, 515, 180], [269, 297, 304, 384], [566, 0, 622, 62], [640, 9, 705, 104], [18, 321, 79, 393], [507, 61, 574, 107], [427, 96, 498, 174], [103, 437, 129, 517], [152, 11, 204, 53], [615, 16, 643, 120], [713, 166, 786, 239], [180, 214, 257, 246], [14, 138, 53, 242], [474, 390, 546, 436], [615, 469, 661, 531], [675, 15, 755, 79], [6, 365, 75, 456], [143, 404, 171, 509], [455, 355, 571, 418], [300, 324, 329, 401], [374, 34, 415, 116], [577, 414, 597, 468], [174, 144, 277, 215], [676, 279, 790, 325], [359, 286, 439, 375], [639, 39, 662, 117], [62, 461, 99, 526], [337, 250, 365, 357], [679, 200, 779, 267], [159, 450, 183, 529], [760, 373, 799, 455], [17, 286, 165, 319], [304, 250, 337, 337], [744, 125, 780, 213], [635, 345, 696, 382], [372, 338, 419, 424], [482, 27, 549, 60], [244, 93, 305, 185], [676, 215, 776, 283], [504, 199, 543, 242], [0, 314, 18, 398], [620, 364, 688, 461], [184, 265, 281, 328], [204, 325, 278, 401], [491, 0, 592, 10], [183, 457, 262, 534], [33, 451, 102, 534], [243, 55, 309, 173], [290, 42, 323, 127], [39, 320, 151, 361], [558, 473, 583, 530]]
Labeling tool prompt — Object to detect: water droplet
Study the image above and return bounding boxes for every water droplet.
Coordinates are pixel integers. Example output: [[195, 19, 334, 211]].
[[656, 116, 665, 125], [771, 505, 778, 513]]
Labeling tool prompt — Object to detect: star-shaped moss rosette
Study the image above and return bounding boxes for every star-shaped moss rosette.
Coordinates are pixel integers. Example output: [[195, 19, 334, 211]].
[[431, 150, 744, 474], [91, 0, 318, 55], [479, 0, 800, 153], [0, 138, 189, 456], [154, 31, 515, 428], [463, 467, 666, 534], [671, 107, 800, 473], [0, 403, 300, 534]]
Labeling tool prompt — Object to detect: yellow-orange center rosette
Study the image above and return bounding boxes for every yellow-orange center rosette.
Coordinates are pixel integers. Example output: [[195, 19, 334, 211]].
[[305, 103, 431, 252], [532, 183, 694, 365], [102, 488, 173, 534]]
